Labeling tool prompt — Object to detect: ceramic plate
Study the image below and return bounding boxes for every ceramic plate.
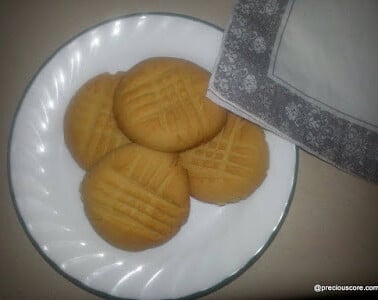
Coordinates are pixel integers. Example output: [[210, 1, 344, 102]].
[[8, 14, 297, 300]]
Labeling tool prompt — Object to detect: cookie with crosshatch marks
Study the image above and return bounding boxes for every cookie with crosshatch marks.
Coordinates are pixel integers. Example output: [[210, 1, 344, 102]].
[[64, 73, 131, 170], [81, 144, 190, 251], [113, 57, 227, 152], [179, 113, 269, 205]]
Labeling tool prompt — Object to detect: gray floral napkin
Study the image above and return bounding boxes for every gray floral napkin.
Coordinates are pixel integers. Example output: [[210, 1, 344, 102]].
[[207, 0, 378, 183]]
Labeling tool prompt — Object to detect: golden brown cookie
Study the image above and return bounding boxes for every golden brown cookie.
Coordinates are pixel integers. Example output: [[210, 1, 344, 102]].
[[113, 57, 227, 152], [64, 73, 131, 170], [179, 113, 269, 204], [81, 144, 190, 251]]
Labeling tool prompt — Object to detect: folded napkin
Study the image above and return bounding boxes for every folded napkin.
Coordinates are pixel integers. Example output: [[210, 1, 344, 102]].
[[208, 0, 378, 183]]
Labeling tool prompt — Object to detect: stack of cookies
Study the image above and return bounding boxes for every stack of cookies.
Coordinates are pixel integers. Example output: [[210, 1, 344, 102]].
[[64, 57, 269, 251]]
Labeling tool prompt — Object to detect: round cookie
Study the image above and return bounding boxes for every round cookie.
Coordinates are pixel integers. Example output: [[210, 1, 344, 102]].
[[81, 144, 190, 251], [64, 73, 131, 170], [179, 113, 269, 204], [113, 57, 227, 152]]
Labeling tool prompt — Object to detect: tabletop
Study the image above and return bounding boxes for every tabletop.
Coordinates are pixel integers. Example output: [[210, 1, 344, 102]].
[[1, 1, 377, 299]]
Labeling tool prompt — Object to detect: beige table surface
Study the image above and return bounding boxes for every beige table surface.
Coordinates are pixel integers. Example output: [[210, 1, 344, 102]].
[[1, 1, 377, 299]]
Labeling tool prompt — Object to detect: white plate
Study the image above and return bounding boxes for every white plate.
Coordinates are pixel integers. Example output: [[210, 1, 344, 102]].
[[8, 14, 297, 300]]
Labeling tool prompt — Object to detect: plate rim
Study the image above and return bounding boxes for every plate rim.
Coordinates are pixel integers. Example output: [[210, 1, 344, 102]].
[[7, 12, 299, 300]]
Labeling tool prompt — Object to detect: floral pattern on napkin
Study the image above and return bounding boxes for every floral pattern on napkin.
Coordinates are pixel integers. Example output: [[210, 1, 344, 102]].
[[209, 0, 378, 182]]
